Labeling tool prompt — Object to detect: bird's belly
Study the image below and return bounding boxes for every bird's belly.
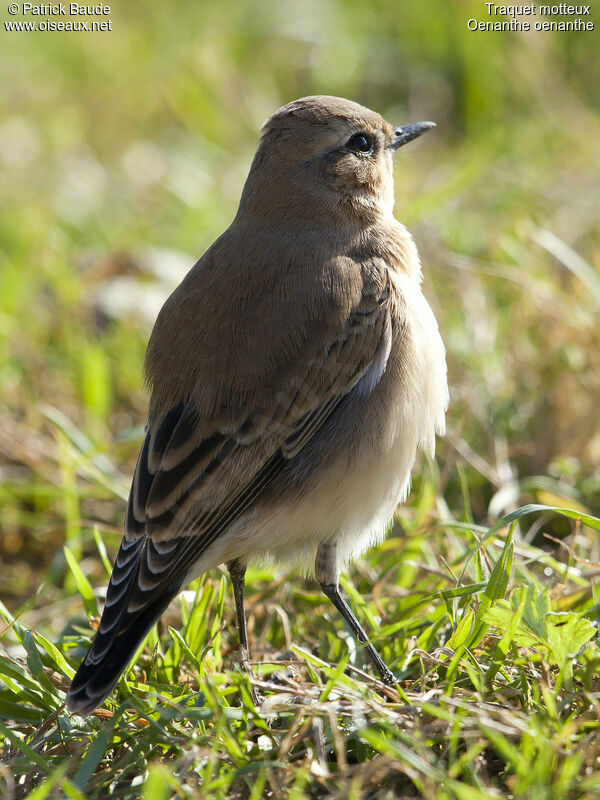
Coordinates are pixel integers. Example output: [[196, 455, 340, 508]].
[[190, 285, 447, 577], [201, 446, 413, 576]]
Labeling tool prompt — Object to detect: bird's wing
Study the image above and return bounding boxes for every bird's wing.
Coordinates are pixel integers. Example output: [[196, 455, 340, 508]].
[[93, 263, 395, 654]]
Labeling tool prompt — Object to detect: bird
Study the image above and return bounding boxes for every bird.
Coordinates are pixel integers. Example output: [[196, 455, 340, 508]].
[[66, 95, 448, 715]]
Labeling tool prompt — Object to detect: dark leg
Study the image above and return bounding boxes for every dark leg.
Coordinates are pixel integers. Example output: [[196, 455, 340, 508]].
[[316, 542, 395, 686], [227, 558, 261, 704], [320, 582, 395, 685]]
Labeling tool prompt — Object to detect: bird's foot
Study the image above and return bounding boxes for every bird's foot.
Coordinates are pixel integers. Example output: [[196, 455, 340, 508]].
[[377, 665, 397, 686]]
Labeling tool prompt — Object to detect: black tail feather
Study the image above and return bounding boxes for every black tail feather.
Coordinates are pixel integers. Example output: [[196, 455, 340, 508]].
[[66, 583, 181, 716]]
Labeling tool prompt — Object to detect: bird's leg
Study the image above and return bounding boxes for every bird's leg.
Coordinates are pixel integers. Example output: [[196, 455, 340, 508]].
[[227, 558, 261, 704], [315, 541, 396, 686]]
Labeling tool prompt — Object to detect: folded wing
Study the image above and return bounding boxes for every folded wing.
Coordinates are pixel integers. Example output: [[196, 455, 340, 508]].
[[67, 261, 394, 713]]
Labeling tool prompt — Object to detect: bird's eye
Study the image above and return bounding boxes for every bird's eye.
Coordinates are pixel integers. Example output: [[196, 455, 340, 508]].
[[347, 133, 373, 154]]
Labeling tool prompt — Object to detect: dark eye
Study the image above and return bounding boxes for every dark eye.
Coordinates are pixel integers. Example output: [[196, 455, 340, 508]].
[[347, 133, 373, 154]]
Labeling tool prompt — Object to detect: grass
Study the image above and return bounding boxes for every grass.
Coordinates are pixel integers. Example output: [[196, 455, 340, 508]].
[[1, 0, 600, 796], [2, 494, 600, 798]]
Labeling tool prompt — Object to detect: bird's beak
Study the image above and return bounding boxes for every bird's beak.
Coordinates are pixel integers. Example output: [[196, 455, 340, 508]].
[[392, 121, 436, 150]]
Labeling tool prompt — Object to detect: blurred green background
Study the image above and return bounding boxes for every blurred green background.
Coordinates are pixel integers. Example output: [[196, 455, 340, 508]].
[[1, 0, 599, 604]]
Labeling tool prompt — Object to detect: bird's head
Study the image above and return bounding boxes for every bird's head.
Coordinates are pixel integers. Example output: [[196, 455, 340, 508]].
[[238, 95, 435, 225]]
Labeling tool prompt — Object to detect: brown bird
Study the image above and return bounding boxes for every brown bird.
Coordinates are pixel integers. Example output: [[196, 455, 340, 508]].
[[67, 95, 448, 715]]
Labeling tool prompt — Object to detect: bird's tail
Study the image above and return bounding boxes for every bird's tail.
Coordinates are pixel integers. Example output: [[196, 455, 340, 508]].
[[66, 533, 184, 716], [66, 589, 177, 716]]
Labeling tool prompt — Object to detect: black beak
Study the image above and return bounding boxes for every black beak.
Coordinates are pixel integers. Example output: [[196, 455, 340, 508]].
[[392, 121, 436, 150]]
